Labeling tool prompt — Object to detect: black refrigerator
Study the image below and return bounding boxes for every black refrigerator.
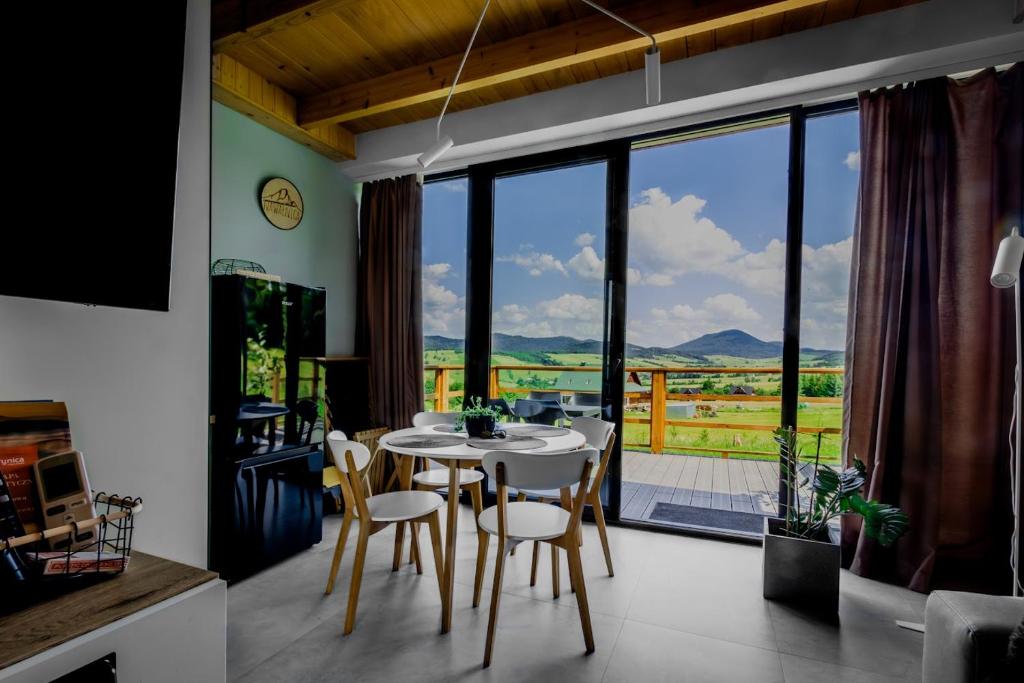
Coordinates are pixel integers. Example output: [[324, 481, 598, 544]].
[[209, 275, 326, 582]]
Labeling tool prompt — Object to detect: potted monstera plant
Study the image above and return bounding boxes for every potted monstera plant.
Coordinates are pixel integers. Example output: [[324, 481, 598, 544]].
[[762, 427, 909, 614]]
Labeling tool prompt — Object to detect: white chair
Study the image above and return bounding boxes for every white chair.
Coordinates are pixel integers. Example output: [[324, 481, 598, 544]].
[[514, 417, 616, 595], [407, 411, 489, 606], [476, 447, 599, 668], [323, 431, 445, 635]]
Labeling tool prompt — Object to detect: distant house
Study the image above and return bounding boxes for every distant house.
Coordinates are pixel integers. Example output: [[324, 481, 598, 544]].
[[725, 385, 755, 396], [677, 387, 701, 395]]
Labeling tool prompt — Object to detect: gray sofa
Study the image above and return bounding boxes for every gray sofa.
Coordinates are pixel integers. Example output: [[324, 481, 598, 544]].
[[922, 591, 1023, 682]]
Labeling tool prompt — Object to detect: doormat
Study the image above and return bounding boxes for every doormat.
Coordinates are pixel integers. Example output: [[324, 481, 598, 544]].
[[649, 502, 767, 534]]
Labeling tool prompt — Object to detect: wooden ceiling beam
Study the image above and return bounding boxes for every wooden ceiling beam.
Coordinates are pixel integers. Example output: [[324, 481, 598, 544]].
[[297, 0, 830, 129], [213, 54, 356, 160], [212, 0, 360, 52]]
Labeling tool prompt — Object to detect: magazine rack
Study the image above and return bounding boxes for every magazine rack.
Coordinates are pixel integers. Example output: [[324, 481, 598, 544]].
[[3, 493, 142, 583]]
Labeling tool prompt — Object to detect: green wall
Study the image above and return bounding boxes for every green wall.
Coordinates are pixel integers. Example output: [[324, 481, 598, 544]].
[[212, 102, 358, 354]]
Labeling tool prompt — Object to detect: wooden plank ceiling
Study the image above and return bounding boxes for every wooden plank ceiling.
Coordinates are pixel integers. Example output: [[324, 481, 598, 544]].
[[212, 0, 926, 160]]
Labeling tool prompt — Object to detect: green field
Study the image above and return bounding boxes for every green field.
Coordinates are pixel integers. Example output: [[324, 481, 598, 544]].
[[423, 349, 843, 464]]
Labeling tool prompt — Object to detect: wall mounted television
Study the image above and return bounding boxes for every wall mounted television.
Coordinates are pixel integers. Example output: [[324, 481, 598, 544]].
[[0, 1, 188, 312]]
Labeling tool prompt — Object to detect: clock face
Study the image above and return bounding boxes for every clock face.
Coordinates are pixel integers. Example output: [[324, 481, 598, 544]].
[[259, 178, 303, 230]]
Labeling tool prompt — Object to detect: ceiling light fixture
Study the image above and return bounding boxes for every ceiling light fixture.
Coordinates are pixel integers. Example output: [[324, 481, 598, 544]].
[[578, 0, 661, 105], [419, 0, 661, 168], [418, 0, 492, 168]]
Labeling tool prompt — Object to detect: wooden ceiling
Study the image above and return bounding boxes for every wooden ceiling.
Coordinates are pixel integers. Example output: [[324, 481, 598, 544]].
[[212, 0, 925, 161]]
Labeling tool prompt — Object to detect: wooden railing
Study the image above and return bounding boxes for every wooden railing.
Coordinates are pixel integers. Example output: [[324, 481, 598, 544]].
[[424, 364, 843, 458]]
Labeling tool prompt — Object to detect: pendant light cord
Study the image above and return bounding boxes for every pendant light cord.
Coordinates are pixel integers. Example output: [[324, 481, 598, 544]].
[[436, 0, 493, 143], [578, 0, 658, 53]]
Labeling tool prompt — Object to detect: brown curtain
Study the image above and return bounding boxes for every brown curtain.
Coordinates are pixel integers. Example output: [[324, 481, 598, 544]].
[[356, 175, 424, 431], [843, 65, 1023, 593]]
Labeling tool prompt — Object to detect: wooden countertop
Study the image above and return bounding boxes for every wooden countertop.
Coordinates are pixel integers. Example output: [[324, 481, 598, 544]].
[[0, 552, 218, 669]]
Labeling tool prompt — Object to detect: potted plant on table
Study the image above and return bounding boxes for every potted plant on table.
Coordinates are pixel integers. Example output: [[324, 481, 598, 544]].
[[762, 426, 909, 614], [456, 397, 503, 438]]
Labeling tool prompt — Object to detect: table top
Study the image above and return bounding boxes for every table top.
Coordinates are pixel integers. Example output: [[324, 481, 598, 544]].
[[237, 403, 289, 421], [379, 425, 585, 460], [0, 552, 218, 668]]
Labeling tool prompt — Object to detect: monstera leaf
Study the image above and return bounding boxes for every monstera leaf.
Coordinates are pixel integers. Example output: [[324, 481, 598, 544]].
[[847, 495, 910, 547]]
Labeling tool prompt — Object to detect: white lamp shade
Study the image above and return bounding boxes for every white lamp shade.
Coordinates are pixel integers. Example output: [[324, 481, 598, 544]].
[[645, 47, 661, 106], [992, 228, 1024, 288], [417, 135, 454, 169]]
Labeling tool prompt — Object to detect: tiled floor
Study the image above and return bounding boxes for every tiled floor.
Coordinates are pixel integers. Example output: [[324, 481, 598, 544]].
[[228, 506, 926, 682]]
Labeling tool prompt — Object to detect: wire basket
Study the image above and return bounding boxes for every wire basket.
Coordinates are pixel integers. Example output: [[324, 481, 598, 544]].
[[3, 493, 142, 587]]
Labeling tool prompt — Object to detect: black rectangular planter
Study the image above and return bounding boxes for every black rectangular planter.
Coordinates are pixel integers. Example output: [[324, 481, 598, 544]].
[[762, 517, 840, 614]]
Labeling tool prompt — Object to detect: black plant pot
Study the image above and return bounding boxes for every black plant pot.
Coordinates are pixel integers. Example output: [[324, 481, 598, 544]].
[[762, 517, 840, 615], [464, 415, 495, 438]]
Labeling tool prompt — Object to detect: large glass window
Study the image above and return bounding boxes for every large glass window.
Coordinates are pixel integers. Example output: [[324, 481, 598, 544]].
[[421, 177, 468, 412], [487, 163, 608, 413], [797, 110, 859, 465]]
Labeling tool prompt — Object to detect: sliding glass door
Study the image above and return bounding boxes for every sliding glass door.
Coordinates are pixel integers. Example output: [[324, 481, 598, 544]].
[[621, 118, 792, 533]]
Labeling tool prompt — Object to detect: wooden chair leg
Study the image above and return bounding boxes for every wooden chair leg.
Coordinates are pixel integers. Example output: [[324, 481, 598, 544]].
[[565, 541, 595, 653], [529, 540, 540, 587], [392, 521, 406, 571], [483, 538, 507, 668], [469, 481, 488, 608], [343, 522, 371, 636], [426, 512, 444, 597], [410, 523, 423, 574], [408, 483, 424, 566], [591, 498, 614, 577], [510, 491, 526, 556], [325, 511, 353, 595], [551, 544, 560, 599]]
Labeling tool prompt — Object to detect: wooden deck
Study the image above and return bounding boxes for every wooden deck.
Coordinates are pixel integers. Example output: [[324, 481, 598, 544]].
[[620, 450, 780, 523]]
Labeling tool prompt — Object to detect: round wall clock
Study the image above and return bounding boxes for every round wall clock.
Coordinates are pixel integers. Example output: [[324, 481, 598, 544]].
[[259, 177, 304, 230]]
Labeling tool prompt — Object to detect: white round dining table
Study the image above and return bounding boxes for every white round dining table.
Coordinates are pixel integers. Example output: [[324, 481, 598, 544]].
[[377, 424, 586, 633]]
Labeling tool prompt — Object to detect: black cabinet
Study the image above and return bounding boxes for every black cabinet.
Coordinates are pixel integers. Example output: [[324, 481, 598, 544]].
[[209, 275, 326, 582]]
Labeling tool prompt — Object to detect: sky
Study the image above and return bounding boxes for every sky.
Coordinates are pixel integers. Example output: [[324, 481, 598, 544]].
[[421, 110, 859, 351]]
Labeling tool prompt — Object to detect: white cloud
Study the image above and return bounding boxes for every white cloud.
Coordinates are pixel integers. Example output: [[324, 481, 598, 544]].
[[496, 251, 567, 277], [421, 261, 464, 336], [575, 232, 596, 247], [628, 188, 746, 285], [423, 262, 451, 279], [491, 293, 604, 339], [439, 178, 468, 192], [843, 151, 860, 171], [567, 246, 604, 280], [493, 303, 529, 325]]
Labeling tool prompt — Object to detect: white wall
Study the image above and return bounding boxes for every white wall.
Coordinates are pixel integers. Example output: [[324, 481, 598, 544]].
[[0, 0, 211, 567], [212, 102, 358, 355], [341, 0, 1024, 181]]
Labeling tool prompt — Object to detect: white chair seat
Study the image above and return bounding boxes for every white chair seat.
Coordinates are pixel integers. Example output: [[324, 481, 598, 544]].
[[478, 501, 570, 541], [413, 467, 484, 488], [365, 490, 444, 522]]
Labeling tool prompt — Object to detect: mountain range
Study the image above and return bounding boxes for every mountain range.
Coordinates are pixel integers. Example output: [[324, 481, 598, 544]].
[[425, 329, 842, 364]]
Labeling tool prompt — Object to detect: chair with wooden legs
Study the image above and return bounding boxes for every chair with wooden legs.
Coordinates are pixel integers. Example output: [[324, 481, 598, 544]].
[[476, 447, 599, 668], [406, 411, 490, 607], [515, 416, 616, 597], [322, 431, 446, 636]]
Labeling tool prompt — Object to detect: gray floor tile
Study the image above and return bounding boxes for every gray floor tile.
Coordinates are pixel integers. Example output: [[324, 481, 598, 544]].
[[602, 620, 784, 683]]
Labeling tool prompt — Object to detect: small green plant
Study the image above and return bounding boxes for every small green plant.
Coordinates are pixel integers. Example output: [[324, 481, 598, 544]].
[[455, 396, 502, 431], [774, 426, 909, 545]]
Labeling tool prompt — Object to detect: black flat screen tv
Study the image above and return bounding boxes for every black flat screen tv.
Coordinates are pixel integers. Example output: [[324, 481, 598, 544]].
[[0, 2, 188, 311]]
